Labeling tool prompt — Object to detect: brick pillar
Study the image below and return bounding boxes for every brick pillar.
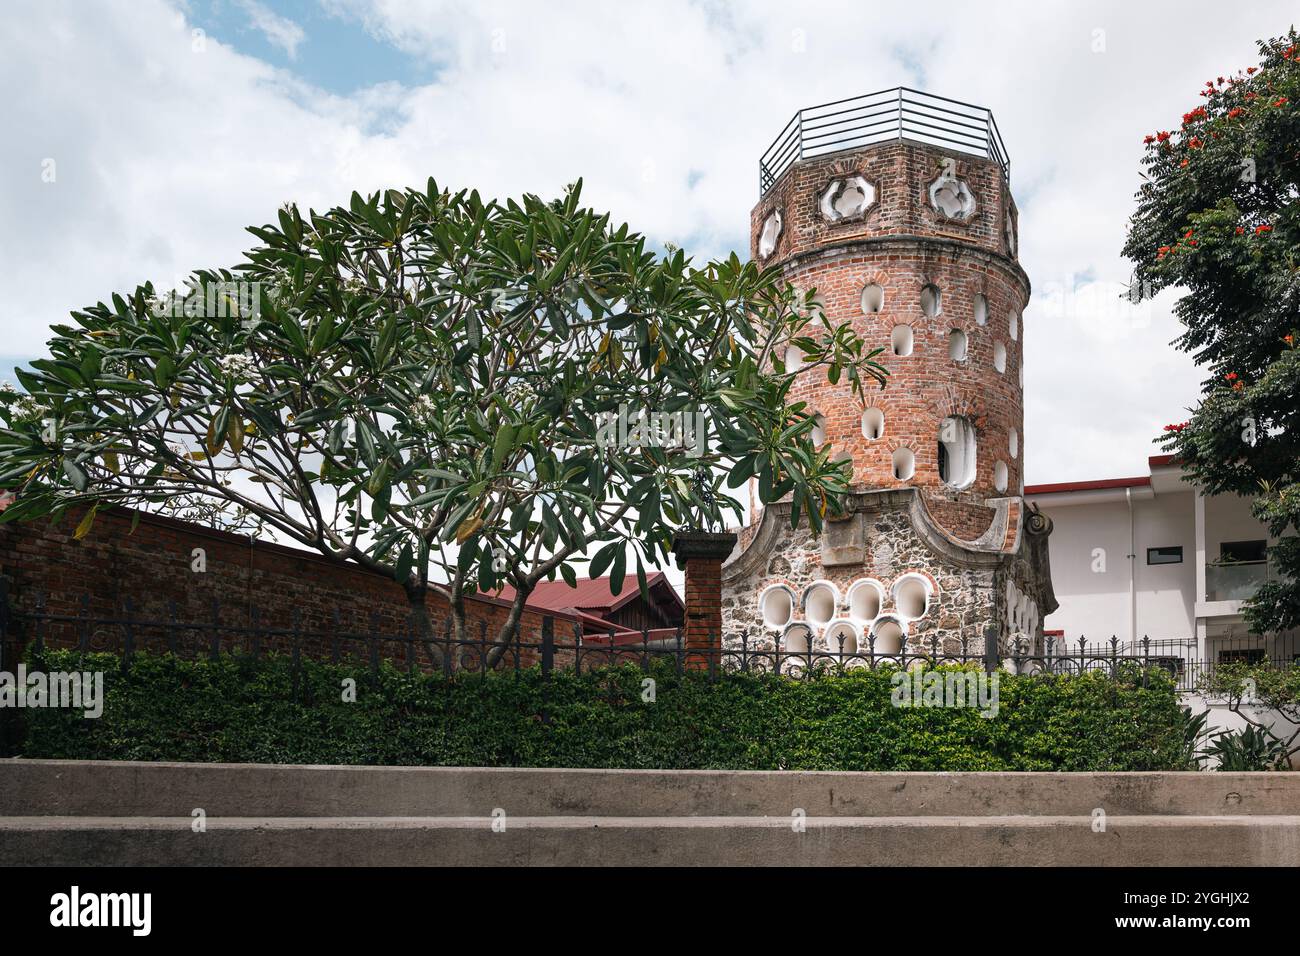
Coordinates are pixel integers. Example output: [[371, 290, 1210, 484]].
[[671, 531, 737, 670]]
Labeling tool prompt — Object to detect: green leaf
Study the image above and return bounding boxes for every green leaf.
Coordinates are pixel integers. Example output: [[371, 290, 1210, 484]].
[[588, 541, 619, 579], [62, 459, 89, 492]]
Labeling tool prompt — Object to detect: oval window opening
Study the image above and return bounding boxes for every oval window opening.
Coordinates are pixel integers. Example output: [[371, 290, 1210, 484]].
[[784, 344, 804, 372], [810, 413, 827, 446], [894, 576, 930, 620], [993, 341, 1007, 374], [760, 586, 793, 629], [783, 623, 811, 656], [938, 416, 977, 489], [1009, 428, 1019, 459], [891, 325, 913, 356], [804, 582, 838, 627], [825, 620, 859, 655], [861, 283, 884, 314], [847, 580, 883, 622], [994, 460, 1009, 493], [892, 447, 915, 481], [973, 294, 988, 326], [872, 618, 905, 655], [948, 329, 967, 361], [862, 407, 885, 440], [920, 284, 942, 317], [1009, 311, 1019, 341]]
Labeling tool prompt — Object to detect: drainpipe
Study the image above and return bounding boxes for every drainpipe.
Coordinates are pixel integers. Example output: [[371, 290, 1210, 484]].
[[1126, 487, 1137, 650]]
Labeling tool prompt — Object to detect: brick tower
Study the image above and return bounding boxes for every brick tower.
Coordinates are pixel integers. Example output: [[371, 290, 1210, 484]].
[[721, 88, 1056, 660]]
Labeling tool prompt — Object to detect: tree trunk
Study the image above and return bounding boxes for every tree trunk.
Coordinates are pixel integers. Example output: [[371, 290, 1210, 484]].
[[404, 582, 445, 670], [485, 585, 532, 670]]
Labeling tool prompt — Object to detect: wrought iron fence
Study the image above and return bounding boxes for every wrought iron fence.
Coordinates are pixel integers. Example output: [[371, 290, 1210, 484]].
[[759, 87, 1010, 195], [4, 590, 1294, 697]]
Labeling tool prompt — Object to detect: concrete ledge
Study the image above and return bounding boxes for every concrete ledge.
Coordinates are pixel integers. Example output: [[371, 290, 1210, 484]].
[[2, 760, 1297, 818], [2, 814, 1298, 866], [5, 761, 1297, 865]]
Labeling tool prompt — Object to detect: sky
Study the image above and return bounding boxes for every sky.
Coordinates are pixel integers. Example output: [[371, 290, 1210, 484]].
[[2, 0, 1295, 500]]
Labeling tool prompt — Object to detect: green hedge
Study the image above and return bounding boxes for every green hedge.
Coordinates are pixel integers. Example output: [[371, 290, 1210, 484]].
[[10, 648, 1195, 771]]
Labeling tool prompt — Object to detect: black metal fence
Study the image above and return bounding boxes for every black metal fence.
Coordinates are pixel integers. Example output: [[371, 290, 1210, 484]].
[[4, 590, 1294, 695], [759, 87, 1010, 195]]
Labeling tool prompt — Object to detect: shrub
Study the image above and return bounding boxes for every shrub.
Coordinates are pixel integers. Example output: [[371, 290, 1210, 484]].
[[11, 649, 1192, 771]]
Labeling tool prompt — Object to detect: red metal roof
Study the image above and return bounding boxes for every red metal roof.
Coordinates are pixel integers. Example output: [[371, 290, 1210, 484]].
[[1023, 475, 1151, 495], [496, 571, 682, 616]]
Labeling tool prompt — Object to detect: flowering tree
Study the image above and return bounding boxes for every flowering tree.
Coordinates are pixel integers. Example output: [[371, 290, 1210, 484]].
[[0, 180, 886, 661], [1124, 29, 1300, 632]]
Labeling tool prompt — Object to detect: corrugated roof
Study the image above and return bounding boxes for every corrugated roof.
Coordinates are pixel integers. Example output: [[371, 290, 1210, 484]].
[[496, 571, 682, 616]]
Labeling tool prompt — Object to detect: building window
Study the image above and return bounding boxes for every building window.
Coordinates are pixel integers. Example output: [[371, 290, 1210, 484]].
[[920, 284, 942, 317], [1147, 546, 1183, 565], [892, 447, 915, 481], [862, 407, 885, 440], [993, 341, 1007, 373], [810, 413, 827, 445], [861, 282, 884, 314], [891, 325, 913, 356], [948, 329, 968, 361], [1220, 540, 1267, 564], [973, 293, 988, 326], [938, 416, 976, 489], [1218, 648, 1265, 664]]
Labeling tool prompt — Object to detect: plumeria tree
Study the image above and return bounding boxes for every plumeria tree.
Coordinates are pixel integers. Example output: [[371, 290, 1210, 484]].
[[0, 179, 886, 662], [1124, 29, 1300, 632]]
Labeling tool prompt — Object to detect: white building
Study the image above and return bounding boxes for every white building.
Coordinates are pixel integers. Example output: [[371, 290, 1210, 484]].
[[1026, 454, 1295, 663], [1027, 455, 1298, 760]]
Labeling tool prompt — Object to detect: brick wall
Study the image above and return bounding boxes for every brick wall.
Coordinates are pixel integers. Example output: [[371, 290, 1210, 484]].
[[0, 506, 583, 669]]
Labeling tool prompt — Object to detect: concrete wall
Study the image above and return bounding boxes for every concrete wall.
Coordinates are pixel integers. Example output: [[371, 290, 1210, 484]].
[[2, 761, 1297, 866]]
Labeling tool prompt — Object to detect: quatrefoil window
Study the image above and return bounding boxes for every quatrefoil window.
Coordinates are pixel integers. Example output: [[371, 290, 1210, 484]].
[[818, 175, 875, 222], [929, 175, 976, 220]]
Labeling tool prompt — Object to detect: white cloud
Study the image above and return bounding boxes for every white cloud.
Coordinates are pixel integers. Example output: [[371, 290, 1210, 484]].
[[236, 0, 306, 59], [1, 0, 1292, 497]]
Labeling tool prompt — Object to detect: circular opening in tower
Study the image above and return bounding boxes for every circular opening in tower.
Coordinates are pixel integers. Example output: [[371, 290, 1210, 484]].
[[783, 623, 811, 656], [891, 325, 913, 356], [759, 585, 794, 629], [893, 575, 931, 620], [1009, 311, 1019, 341], [861, 407, 885, 440], [872, 618, 905, 655], [803, 581, 839, 627], [938, 416, 977, 489], [861, 283, 884, 314], [993, 341, 1007, 373], [847, 579, 884, 622], [994, 460, 1009, 493], [973, 294, 988, 327], [810, 412, 827, 446], [784, 343, 804, 372], [948, 329, 968, 361], [1009, 427, 1019, 459], [824, 620, 859, 654], [892, 447, 915, 481], [920, 284, 942, 317]]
